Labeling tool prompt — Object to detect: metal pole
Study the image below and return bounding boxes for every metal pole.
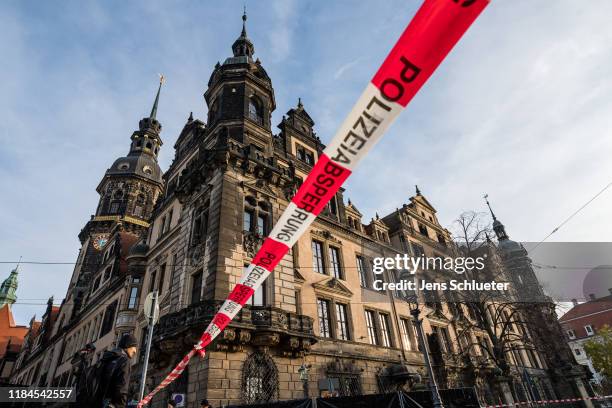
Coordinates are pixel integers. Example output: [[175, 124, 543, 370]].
[[411, 307, 444, 408], [138, 290, 157, 401]]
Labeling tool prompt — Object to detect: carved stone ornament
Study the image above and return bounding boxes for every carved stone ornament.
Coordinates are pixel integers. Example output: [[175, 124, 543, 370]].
[[243, 231, 264, 257]]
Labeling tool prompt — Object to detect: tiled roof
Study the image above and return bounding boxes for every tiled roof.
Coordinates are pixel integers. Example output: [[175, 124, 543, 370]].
[[560, 295, 612, 322]]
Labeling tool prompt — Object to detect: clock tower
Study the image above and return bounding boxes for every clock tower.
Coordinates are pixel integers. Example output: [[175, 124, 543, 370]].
[[64, 78, 165, 321]]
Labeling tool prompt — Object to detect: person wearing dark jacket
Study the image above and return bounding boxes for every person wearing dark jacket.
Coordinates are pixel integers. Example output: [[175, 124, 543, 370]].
[[97, 333, 138, 408]]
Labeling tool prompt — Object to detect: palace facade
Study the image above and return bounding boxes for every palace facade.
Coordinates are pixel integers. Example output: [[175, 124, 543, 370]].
[[9, 11, 593, 408]]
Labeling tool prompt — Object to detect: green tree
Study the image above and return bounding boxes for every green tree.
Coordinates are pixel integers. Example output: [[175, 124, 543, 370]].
[[584, 325, 612, 387]]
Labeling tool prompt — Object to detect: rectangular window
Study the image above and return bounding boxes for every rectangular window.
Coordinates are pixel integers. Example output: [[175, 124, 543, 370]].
[[566, 329, 576, 339], [379, 313, 392, 347], [329, 247, 342, 279], [585, 325, 594, 336], [329, 196, 338, 216], [317, 299, 332, 338], [257, 214, 266, 235], [99, 300, 118, 338], [243, 209, 253, 232], [305, 151, 314, 165], [432, 326, 452, 353], [191, 271, 203, 305], [166, 209, 173, 231], [356, 255, 368, 288], [149, 270, 157, 293], [365, 310, 378, 345], [440, 327, 453, 353], [127, 286, 139, 309], [400, 318, 413, 350], [411, 243, 425, 258], [158, 263, 166, 292], [158, 216, 166, 238], [312, 240, 325, 274], [574, 348, 581, 356], [250, 284, 265, 306], [296, 146, 315, 165], [335, 303, 350, 341], [245, 265, 266, 306]]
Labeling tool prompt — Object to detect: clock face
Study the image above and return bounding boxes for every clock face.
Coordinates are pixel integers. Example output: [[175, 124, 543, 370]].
[[92, 234, 109, 251]]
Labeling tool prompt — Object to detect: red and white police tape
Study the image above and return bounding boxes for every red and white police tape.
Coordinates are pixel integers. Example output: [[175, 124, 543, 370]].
[[484, 395, 612, 407], [137, 0, 489, 406]]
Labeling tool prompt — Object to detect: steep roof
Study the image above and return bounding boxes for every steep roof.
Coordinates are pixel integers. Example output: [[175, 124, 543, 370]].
[[559, 295, 612, 322], [0, 304, 28, 359]]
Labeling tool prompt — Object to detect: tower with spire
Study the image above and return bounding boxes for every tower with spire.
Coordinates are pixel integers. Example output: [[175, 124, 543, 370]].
[[203, 9, 276, 150], [0, 263, 19, 308], [89, 76, 165, 230], [484, 194, 509, 241], [64, 77, 166, 320]]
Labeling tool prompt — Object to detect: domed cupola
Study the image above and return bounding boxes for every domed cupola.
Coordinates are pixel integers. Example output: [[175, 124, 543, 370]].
[[231, 9, 255, 61], [484, 194, 524, 254], [94, 77, 165, 223], [204, 9, 276, 136], [105, 76, 165, 186]]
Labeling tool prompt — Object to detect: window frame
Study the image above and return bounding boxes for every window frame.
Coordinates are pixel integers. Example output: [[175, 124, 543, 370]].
[[190, 270, 203, 305], [329, 246, 343, 279], [335, 303, 350, 341], [312, 240, 325, 274], [356, 255, 368, 288], [317, 298, 332, 338], [378, 312, 393, 347], [364, 310, 379, 346]]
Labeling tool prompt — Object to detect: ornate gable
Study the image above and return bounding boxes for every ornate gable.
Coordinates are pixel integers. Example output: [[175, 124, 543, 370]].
[[313, 277, 353, 298]]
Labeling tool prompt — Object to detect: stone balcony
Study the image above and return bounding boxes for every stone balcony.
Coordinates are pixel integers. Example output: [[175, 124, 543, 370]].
[[115, 309, 138, 331], [150, 301, 317, 369]]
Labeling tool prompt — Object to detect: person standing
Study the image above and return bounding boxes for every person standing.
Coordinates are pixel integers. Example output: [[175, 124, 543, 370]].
[[96, 333, 139, 408]]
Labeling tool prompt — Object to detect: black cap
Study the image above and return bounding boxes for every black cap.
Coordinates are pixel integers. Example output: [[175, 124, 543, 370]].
[[118, 333, 138, 349], [200, 400, 210, 406], [168, 400, 177, 407]]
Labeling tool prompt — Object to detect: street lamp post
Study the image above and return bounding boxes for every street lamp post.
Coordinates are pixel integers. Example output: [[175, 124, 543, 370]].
[[410, 306, 444, 408], [399, 271, 444, 408]]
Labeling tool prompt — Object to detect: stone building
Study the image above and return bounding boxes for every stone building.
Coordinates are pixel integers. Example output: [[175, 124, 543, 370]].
[[560, 291, 612, 388], [8, 81, 165, 389], [126, 13, 585, 408], [8, 11, 591, 408]]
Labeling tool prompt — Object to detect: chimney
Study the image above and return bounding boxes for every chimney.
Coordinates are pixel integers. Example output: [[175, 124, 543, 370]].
[[609, 288, 612, 295], [589, 293, 596, 301], [571, 299, 578, 306]]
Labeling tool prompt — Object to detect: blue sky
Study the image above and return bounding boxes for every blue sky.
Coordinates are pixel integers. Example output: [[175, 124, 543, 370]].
[[2, 0, 612, 324]]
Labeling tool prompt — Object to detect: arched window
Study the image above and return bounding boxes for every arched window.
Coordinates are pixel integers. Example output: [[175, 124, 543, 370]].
[[248, 97, 263, 125], [242, 352, 278, 404]]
